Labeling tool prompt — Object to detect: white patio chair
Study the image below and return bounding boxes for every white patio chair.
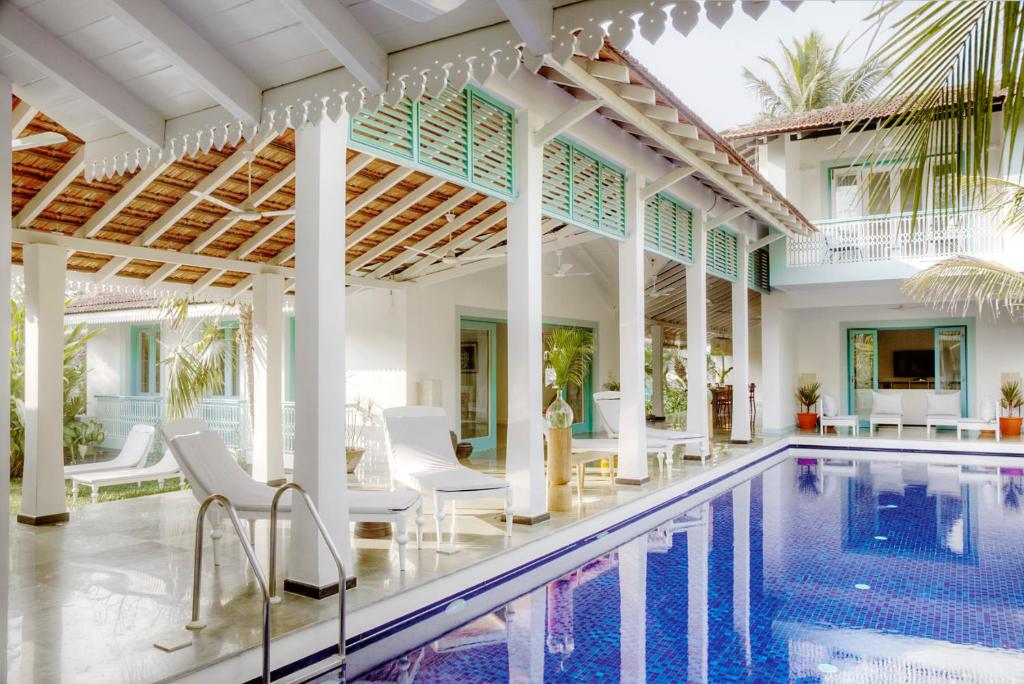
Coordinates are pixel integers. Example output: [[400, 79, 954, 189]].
[[382, 406, 512, 550], [163, 419, 423, 571], [816, 396, 858, 436], [869, 391, 904, 437], [957, 398, 1001, 441], [925, 391, 962, 438], [69, 448, 184, 504], [63, 424, 155, 480], [592, 391, 708, 466]]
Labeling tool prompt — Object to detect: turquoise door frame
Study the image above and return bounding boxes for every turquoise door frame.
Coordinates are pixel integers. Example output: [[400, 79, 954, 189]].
[[934, 325, 968, 417], [847, 328, 878, 427], [460, 319, 498, 451]]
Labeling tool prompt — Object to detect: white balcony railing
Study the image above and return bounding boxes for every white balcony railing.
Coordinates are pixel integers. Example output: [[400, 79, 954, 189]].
[[786, 209, 1003, 267]]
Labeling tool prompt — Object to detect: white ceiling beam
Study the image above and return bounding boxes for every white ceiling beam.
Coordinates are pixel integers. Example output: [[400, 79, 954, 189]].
[[533, 99, 601, 146], [495, 0, 552, 55], [11, 101, 36, 136], [279, 0, 388, 94], [0, 4, 165, 147], [374, 0, 467, 22], [13, 228, 294, 279], [14, 149, 84, 227], [398, 204, 505, 279], [642, 166, 695, 201], [368, 188, 476, 278], [413, 217, 561, 279], [749, 232, 785, 252], [346, 167, 414, 218], [345, 176, 445, 248], [220, 242, 299, 297], [706, 206, 747, 230], [75, 159, 174, 238], [104, 0, 261, 124]]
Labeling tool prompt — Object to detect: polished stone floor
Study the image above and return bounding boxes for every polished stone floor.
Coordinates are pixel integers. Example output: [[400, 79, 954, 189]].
[[7, 425, 1015, 683]]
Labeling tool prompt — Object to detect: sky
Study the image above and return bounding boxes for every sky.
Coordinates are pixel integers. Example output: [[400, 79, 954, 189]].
[[626, 1, 908, 132]]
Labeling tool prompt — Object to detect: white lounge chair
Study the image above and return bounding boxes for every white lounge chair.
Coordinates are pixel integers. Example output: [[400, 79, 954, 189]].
[[816, 396, 859, 436], [593, 391, 708, 466], [163, 419, 423, 571], [63, 423, 155, 480], [925, 391, 962, 437], [382, 406, 512, 550], [957, 399, 1001, 441], [70, 448, 183, 503], [869, 391, 904, 437]]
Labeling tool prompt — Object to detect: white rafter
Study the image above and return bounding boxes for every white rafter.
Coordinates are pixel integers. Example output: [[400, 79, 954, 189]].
[[11, 101, 36, 136], [707, 206, 747, 230], [344, 176, 445, 250], [398, 202, 505, 279], [105, 0, 261, 124], [14, 149, 84, 227], [75, 159, 174, 238], [188, 214, 294, 294], [749, 232, 784, 252], [367, 188, 476, 277], [279, 0, 388, 94], [642, 166, 696, 200], [533, 99, 601, 146], [0, 4, 165, 147], [346, 166, 414, 218], [496, 0, 552, 55]]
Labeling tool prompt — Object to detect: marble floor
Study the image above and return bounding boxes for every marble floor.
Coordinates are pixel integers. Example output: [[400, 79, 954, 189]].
[[7, 426, 1018, 683]]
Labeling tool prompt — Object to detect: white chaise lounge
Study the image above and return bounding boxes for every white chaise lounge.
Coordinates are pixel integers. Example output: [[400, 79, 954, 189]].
[[63, 423, 155, 480], [592, 391, 709, 466], [163, 419, 423, 571], [925, 391, 962, 438], [70, 448, 183, 503], [869, 391, 904, 437], [817, 395, 859, 436], [383, 406, 512, 549]]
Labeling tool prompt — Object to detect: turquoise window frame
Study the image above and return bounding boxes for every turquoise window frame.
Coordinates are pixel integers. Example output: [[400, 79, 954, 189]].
[[824, 152, 957, 220], [706, 224, 740, 281], [846, 328, 879, 427], [130, 324, 161, 396], [459, 318, 499, 451], [213, 321, 240, 398], [542, 135, 628, 241]]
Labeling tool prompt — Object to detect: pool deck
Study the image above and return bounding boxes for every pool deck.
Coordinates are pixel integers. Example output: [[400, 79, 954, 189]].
[[8, 426, 1024, 684]]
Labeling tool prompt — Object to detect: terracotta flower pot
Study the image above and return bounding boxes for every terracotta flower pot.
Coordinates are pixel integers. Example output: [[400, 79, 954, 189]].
[[796, 412, 818, 431], [1000, 416, 1023, 437]]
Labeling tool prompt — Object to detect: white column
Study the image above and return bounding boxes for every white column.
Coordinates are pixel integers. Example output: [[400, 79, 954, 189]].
[[19, 243, 68, 525], [0, 74, 12, 684], [507, 587, 546, 683], [619, 535, 648, 682], [732, 482, 751, 666], [617, 170, 648, 484], [687, 507, 709, 684], [651, 324, 664, 418], [686, 212, 709, 453], [287, 115, 352, 595], [731, 238, 751, 442], [252, 272, 285, 484], [506, 107, 546, 522]]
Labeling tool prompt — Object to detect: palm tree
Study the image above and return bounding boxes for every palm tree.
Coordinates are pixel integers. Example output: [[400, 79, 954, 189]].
[[160, 298, 230, 421], [742, 30, 888, 119]]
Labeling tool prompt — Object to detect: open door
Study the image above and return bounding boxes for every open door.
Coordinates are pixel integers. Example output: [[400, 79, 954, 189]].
[[460, 319, 498, 451], [848, 329, 878, 425], [935, 326, 968, 416]]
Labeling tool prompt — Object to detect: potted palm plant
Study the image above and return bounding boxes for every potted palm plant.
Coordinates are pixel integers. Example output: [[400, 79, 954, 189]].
[[795, 382, 821, 431], [543, 328, 594, 512], [1000, 381, 1023, 437]]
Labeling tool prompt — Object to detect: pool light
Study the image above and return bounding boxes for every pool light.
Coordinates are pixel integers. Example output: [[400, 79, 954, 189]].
[[854, 583, 871, 590], [874, 535, 888, 541], [818, 663, 839, 674]]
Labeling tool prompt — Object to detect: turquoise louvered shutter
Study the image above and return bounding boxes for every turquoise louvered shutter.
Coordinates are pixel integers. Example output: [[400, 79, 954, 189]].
[[748, 246, 770, 292], [707, 227, 739, 280], [571, 147, 601, 230], [418, 87, 470, 179], [469, 91, 514, 196], [350, 99, 415, 161], [542, 139, 572, 219], [598, 163, 626, 239], [644, 193, 694, 264]]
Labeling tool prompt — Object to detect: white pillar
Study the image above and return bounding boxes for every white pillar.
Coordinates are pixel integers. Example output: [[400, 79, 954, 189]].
[[619, 535, 648, 682], [687, 507, 709, 684], [506, 107, 546, 522], [732, 482, 751, 666], [731, 238, 751, 442], [617, 170, 648, 484], [0, 74, 12, 684], [251, 272, 285, 484], [686, 212, 709, 453], [19, 243, 68, 525], [287, 115, 352, 595], [651, 324, 664, 418], [507, 587, 546, 683]]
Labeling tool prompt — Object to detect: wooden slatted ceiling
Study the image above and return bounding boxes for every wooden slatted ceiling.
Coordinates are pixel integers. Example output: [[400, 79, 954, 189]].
[[8, 97, 511, 291]]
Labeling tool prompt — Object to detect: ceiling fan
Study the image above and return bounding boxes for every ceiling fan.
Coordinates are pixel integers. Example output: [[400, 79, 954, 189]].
[[546, 250, 590, 278], [648, 269, 676, 298], [190, 151, 294, 221], [403, 212, 506, 265], [13, 131, 68, 152]]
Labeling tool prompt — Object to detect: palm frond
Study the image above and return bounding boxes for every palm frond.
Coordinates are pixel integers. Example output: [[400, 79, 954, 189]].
[[543, 328, 594, 391], [983, 177, 1024, 235], [902, 255, 1024, 319]]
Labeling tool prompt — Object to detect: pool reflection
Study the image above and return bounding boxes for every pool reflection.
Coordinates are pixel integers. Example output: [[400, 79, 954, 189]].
[[359, 453, 1024, 683]]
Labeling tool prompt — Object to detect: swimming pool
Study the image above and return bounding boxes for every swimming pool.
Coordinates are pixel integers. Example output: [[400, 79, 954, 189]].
[[319, 450, 1024, 682]]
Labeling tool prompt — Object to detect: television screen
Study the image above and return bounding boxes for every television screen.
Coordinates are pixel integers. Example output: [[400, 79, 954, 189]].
[[893, 350, 934, 378]]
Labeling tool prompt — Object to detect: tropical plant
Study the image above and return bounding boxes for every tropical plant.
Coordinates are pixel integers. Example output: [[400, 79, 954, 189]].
[[708, 353, 733, 386], [1001, 380, 1023, 417], [160, 298, 231, 421], [347, 396, 379, 449], [795, 382, 822, 413], [742, 30, 888, 119], [543, 328, 594, 393]]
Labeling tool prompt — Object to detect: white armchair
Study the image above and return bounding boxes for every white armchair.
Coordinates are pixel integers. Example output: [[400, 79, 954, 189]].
[[816, 395, 858, 436], [869, 391, 904, 436], [925, 391, 962, 437]]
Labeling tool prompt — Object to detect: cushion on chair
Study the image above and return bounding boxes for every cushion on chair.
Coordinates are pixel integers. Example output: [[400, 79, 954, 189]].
[[926, 391, 961, 417], [822, 395, 838, 418], [347, 489, 420, 514], [871, 391, 903, 415]]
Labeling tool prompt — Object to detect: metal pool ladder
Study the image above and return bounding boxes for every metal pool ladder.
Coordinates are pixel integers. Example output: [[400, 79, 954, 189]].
[[187, 486, 348, 684]]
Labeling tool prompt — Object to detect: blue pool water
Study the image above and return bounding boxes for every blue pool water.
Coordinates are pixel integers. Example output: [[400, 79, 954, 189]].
[[354, 454, 1024, 682]]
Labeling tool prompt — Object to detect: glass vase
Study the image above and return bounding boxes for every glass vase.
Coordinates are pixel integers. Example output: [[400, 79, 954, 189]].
[[545, 392, 574, 429]]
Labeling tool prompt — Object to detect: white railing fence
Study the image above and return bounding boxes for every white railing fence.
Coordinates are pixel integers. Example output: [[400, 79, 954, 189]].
[[787, 209, 1003, 267]]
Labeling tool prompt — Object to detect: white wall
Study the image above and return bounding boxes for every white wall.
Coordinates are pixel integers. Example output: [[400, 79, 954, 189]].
[[85, 324, 124, 411], [346, 288, 408, 409]]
